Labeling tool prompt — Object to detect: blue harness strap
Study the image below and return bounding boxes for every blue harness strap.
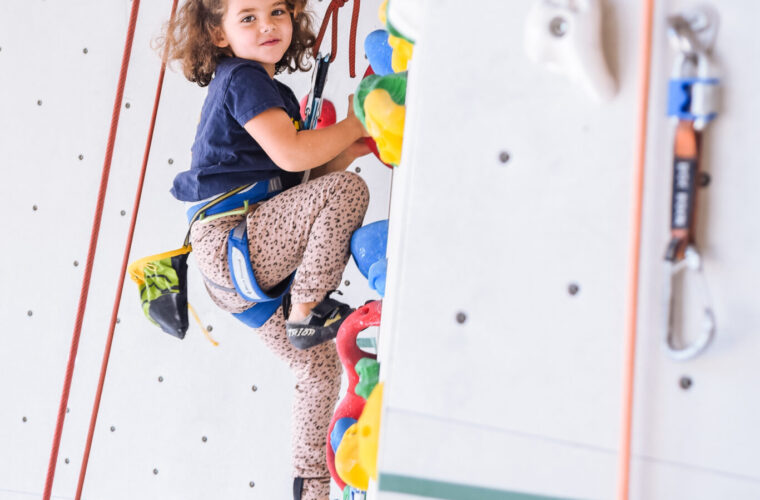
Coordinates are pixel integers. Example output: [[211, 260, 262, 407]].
[[227, 219, 295, 303], [187, 177, 294, 328]]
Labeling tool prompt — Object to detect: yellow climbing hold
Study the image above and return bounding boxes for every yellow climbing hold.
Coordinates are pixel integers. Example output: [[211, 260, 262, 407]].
[[357, 382, 383, 480], [363, 89, 405, 166], [388, 34, 413, 72], [378, 0, 388, 25], [335, 423, 370, 490]]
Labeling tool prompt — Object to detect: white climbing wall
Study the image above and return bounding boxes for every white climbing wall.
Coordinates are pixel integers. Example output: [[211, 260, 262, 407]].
[[0, 1, 389, 499], [373, 0, 760, 499]]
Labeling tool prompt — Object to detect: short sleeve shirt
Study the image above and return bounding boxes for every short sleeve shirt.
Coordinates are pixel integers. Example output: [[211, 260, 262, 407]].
[[171, 57, 303, 202]]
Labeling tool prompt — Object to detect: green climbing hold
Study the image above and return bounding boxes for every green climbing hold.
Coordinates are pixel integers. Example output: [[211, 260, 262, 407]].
[[355, 358, 380, 400]]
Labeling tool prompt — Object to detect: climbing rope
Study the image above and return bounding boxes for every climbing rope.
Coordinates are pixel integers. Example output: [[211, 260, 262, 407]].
[[617, 0, 655, 498], [74, 1, 180, 497], [313, 0, 362, 78], [43, 2, 142, 499]]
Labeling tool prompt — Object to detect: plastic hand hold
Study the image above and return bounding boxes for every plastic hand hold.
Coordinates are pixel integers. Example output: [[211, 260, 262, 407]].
[[365, 136, 393, 168], [365, 30, 394, 76], [331, 417, 358, 453], [335, 423, 370, 490], [524, 0, 616, 102], [299, 95, 336, 129], [364, 89, 405, 165], [367, 258, 388, 297], [326, 300, 382, 491], [357, 382, 384, 481], [355, 73, 407, 166], [354, 358, 380, 400], [351, 219, 388, 279], [388, 34, 414, 73], [381, 0, 422, 44]]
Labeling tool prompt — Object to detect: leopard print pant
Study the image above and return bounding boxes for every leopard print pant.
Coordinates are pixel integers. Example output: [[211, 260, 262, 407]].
[[189, 171, 369, 499]]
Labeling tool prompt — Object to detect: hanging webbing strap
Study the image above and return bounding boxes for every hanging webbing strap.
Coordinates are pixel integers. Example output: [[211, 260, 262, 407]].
[[662, 9, 720, 361]]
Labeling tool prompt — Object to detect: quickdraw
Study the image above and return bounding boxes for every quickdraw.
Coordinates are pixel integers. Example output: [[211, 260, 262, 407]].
[[663, 8, 719, 361]]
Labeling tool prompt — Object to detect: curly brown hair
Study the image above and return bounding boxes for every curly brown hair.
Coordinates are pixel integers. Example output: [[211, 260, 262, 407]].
[[158, 0, 315, 86]]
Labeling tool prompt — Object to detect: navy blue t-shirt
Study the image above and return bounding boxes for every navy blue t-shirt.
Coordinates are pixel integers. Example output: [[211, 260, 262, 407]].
[[171, 57, 303, 202]]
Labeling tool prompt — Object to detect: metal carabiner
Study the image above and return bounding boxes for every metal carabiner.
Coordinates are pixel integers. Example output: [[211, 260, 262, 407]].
[[663, 245, 716, 361]]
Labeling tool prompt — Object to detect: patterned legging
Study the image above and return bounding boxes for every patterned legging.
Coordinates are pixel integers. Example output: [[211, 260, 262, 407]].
[[189, 171, 370, 499]]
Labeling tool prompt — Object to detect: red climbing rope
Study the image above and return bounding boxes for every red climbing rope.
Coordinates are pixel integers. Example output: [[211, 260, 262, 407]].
[[43, 2, 141, 499], [75, 1, 179, 497], [313, 0, 361, 78]]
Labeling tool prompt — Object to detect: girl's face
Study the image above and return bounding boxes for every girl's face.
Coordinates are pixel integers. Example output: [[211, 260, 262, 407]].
[[216, 0, 293, 76]]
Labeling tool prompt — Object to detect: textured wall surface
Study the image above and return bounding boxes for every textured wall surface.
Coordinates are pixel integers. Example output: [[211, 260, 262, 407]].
[[0, 1, 389, 499], [375, 0, 760, 499]]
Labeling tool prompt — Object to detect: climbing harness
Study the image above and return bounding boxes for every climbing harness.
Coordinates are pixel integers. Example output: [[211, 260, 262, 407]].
[[190, 178, 295, 328], [129, 178, 294, 340], [663, 8, 719, 361], [313, 0, 361, 78]]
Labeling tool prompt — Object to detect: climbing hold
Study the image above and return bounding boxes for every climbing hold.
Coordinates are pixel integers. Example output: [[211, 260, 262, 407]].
[[524, 0, 617, 102], [357, 382, 384, 481], [354, 358, 380, 400], [335, 423, 370, 490], [364, 90, 404, 165], [365, 30, 394, 76], [367, 258, 388, 297], [354, 72, 408, 166], [382, 0, 423, 44], [331, 417, 358, 453], [326, 300, 381, 491], [299, 96, 336, 129], [351, 220, 388, 279], [388, 35, 414, 73]]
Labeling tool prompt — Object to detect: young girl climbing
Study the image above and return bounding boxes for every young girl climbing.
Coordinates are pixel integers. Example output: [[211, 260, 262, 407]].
[[160, 0, 371, 498]]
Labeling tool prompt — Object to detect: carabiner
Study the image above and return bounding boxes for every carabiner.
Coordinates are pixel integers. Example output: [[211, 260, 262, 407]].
[[663, 245, 716, 361]]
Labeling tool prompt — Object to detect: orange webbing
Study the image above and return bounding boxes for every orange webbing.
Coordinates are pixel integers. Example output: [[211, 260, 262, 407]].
[[617, 0, 655, 498]]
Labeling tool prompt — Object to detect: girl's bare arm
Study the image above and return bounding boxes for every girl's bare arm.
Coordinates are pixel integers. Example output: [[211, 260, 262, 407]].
[[244, 97, 367, 173]]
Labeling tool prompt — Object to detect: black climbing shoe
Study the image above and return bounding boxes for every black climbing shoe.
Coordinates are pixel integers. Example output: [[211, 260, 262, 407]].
[[286, 292, 354, 349]]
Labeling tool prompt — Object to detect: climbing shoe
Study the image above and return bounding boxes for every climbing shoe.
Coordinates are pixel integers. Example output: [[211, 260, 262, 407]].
[[285, 292, 354, 349]]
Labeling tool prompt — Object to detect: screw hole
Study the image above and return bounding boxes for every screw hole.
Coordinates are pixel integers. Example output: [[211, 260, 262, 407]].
[[456, 312, 467, 324], [699, 172, 711, 187], [549, 17, 568, 37]]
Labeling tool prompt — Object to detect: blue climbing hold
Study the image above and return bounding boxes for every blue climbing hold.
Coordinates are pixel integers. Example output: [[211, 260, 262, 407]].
[[331, 417, 358, 453], [351, 220, 388, 280], [365, 29, 394, 76]]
